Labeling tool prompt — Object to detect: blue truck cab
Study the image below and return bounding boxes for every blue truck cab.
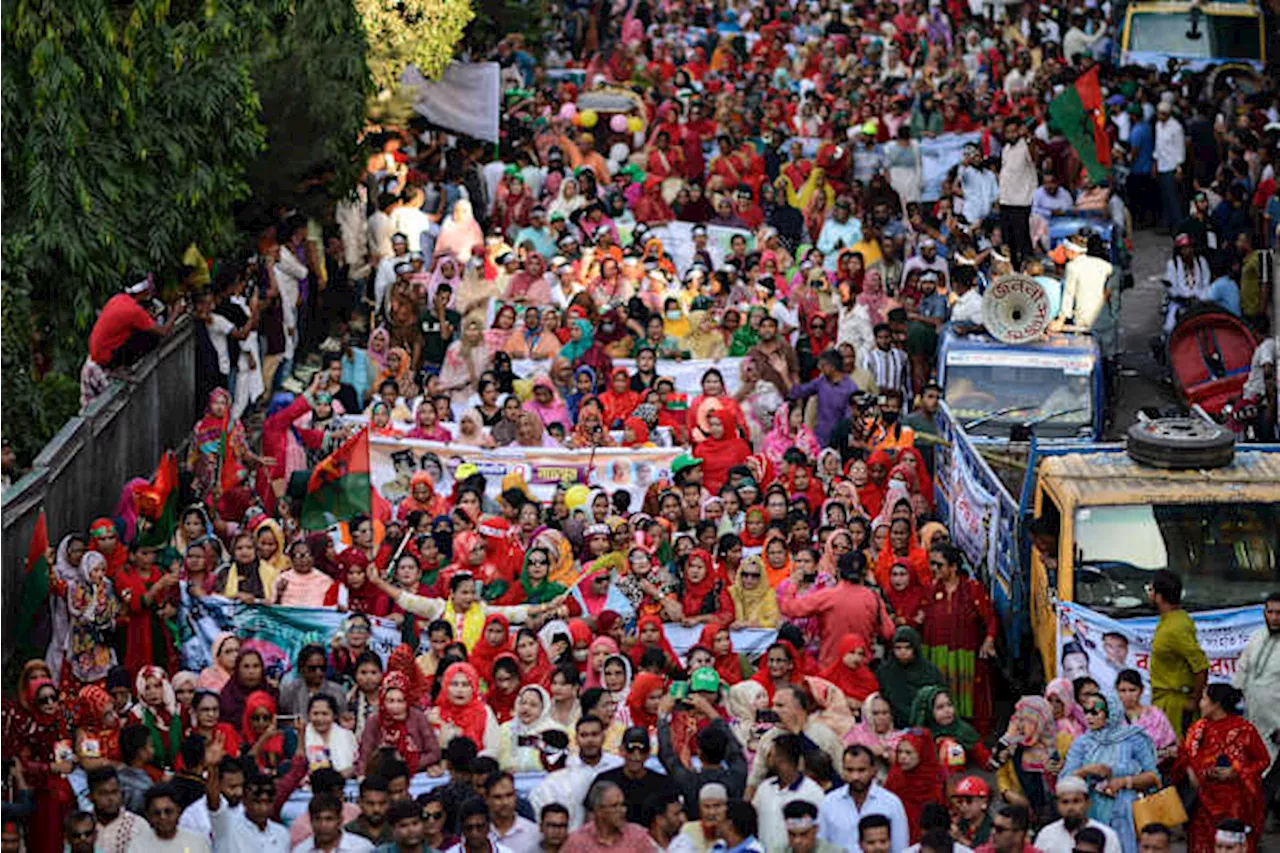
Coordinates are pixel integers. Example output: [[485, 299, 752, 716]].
[[937, 329, 1105, 444]]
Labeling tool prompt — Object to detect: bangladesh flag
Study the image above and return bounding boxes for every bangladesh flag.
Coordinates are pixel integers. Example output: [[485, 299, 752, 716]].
[[302, 427, 372, 530], [15, 511, 51, 659], [134, 451, 179, 548], [1048, 66, 1112, 183]]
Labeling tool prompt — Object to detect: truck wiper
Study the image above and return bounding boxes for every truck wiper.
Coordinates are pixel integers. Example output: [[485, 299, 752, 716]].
[[1023, 406, 1089, 427], [964, 405, 1040, 430]]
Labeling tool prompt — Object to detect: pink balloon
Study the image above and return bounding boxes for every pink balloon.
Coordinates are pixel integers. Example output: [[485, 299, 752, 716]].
[[610, 114, 629, 133], [559, 103, 577, 119]]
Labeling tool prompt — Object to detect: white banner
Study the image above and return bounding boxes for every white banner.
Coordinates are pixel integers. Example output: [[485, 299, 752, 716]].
[[370, 436, 684, 509], [1055, 601, 1264, 697], [948, 446, 999, 573], [618, 221, 754, 277], [402, 62, 501, 143]]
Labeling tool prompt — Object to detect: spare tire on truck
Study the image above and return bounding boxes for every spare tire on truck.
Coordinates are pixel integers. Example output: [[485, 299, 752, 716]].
[[1126, 418, 1235, 470]]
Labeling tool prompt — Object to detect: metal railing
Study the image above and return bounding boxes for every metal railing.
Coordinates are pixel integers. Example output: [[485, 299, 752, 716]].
[[1, 319, 197, 654]]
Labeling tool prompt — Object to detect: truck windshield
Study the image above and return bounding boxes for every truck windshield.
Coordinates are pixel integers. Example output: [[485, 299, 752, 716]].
[[1128, 12, 1262, 60], [945, 365, 1092, 438], [1073, 503, 1278, 616]]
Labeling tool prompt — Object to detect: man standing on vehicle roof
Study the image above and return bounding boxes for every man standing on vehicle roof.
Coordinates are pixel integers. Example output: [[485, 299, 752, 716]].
[[1049, 230, 1112, 333]]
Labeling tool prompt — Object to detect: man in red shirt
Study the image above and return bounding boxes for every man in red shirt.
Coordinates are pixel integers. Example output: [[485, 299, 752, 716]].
[[88, 273, 185, 369]]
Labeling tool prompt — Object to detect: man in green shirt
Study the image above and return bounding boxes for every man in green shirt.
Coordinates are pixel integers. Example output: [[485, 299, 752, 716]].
[[1148, 570, 1209, 738]]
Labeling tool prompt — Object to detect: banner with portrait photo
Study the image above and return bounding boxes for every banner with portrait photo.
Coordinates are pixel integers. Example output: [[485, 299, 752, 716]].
[[1054, 601, 1264, 699], [369, 435, 684, 509]]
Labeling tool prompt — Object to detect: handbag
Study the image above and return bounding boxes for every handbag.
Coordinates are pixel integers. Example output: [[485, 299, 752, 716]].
[[1132, 785, 1189, 831]]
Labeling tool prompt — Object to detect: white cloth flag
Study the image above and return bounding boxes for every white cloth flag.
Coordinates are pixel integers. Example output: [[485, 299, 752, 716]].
[[402, 62, 501, 143]]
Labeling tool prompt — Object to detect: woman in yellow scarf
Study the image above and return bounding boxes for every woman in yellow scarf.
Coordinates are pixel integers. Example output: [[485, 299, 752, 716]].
[[730, 556, 780, 628], [685, 311, 728, 359]]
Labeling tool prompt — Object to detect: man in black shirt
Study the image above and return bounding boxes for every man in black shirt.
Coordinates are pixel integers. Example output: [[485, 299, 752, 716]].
[[597, 727, 669, 825], [419, 282, 460, 376]]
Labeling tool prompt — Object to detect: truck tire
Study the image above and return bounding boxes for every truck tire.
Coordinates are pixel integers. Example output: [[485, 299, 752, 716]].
[[1126, 418, 1235, 469]]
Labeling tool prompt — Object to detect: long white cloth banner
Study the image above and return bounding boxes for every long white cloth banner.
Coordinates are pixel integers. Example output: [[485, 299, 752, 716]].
[[509, 357, 746, 396]]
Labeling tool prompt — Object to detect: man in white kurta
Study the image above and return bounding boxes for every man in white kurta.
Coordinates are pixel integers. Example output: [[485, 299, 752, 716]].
[[1233, 594, 1280, 762]]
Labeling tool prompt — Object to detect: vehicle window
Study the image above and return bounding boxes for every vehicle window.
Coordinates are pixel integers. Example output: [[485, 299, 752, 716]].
[[1128, 12, 1261, 60], [945, 365, 1092, 438], [1073, 503, 1278, 616]]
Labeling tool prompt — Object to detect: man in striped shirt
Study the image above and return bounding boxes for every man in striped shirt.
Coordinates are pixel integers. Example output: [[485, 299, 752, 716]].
[[860, 323, 911, 402]]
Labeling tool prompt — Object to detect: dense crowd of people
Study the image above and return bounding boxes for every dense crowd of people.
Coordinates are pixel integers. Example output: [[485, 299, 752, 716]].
[[13, 0, 1280, 852]]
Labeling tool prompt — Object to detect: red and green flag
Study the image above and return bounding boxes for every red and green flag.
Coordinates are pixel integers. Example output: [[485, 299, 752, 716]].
[[302, 427, 372, 530], [1048, 66, 1112, 183], [16, 512, 51, 652], [134, 451, 179, 548]]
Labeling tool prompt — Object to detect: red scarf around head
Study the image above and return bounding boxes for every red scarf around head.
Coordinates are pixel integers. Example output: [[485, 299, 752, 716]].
[[377, 672, 421, 772], [885, 728, 947, 841], [437, 662, 489, 744], [698, 623, 744, 685], [484, 653, 521, 723], [627, 672, 667, 732], [629, 615, 680, 670], [470, 614, 515, 684], [818, 634, 880, 702]]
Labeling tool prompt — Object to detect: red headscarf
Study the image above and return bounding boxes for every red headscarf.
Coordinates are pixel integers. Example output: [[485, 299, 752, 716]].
[[377, 672, 422, 772], [750, 639, 806, 700], [623, 417, 651, 447], [516, 630, 554, 687], [680, 549, 731, 621], [818, 634, 880, 702], [627, 672, 667, 732], [437, 662, 489, 744], [484, 653, 521, 724], [881, 564, 928, 630], [629, 615, 680, 670], [875, 518, 931, 589], [241, 691, 284, 766], [693, 409, 752, 493], [599, 368, 642, 428], [859, 450, 893, 518], [698, 623, 744, 685], [885, 728, 947, 841], [469, 614, 515, 684]]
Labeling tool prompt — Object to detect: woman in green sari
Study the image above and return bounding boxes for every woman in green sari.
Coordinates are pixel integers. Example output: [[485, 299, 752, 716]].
[[911, 684, 991, 766], [729, 306, 766, 356]]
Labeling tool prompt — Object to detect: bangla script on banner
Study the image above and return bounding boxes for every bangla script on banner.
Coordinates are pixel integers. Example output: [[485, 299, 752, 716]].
[[371, 436, 684, 507], [510, 356, 746, 396], [179, 592, 777, 676], [1054, 600, 1264, 699], [948, 440, 999, 575]]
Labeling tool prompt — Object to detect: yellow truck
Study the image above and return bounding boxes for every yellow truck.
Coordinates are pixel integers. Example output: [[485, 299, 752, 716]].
[[935, 404, 1277, 693], [1119, 2, 1266, 72]]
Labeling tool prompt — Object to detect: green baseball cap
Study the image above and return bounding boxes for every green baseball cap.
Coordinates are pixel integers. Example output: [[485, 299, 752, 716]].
[[671, 454, 703, 475], [690, 667, 721, 694]]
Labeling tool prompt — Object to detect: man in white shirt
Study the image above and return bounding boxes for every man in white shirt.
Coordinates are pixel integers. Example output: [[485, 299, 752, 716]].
[[180, 757, 245, 845], [390, 187, 437, 260], [272, 233, 308, 366], [1050, 232, 1113, 332], [817, 747, 908, 853], [958, 146, 999, 227], [127, 785, 211, 853], [1153, 102, 1186, 232], [751, 734, 826, 853], [482, 771, 541, 853], [998, 118, 1038, 270], [87, 767, 146, 853], [205, 741, 290, 853], [949, 270, 985, 329], [1033, 777, 1122, 853], [366, 193, 398, 267], [290, 795, 373, 853], [1234, 593, 1280, 762]]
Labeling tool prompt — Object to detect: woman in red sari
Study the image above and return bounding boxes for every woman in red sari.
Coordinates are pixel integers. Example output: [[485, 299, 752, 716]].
[[698, 623, 744, 686], [112, 546, 175, 677], [885, 728, 947, 842], [678, 549, 734, 628], [1176, 684, 1271, 853], [693, 409, 752, 494], [514, 627, 553, 687], [598, 367, 642, 429], [921, 543, 997, 734], [875, 517, 931, 589], [9, 676, 75, 853]]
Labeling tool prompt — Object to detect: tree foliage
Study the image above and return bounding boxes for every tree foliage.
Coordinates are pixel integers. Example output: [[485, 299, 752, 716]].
[[356, 0, 474, 91], [1, 0, 369, 464]]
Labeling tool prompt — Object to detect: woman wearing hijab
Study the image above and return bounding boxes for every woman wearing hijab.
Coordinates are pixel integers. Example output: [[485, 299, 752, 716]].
[[524, 376, 573, 431], [359, 671, 439, 774], [198, 633, 240, 691], [750, 640, 807, 701], [187, 388, 252, 502], [434, 661, 500, 752], [496, 684, 557, 771], [881, 563, 928, 631], [1045, 676, 1086, 739], [218, 648, 276, 726], [241, 690, 291, 773], [131, 666, 182, 769], [626, 672, 667, 741], [760, 403, 819, 470], [47, 534, 88, 682], [993, 696, 1058, 820], [436, 199, 484, 262], [377, 347, 417, 400], [469, 614, 516, 686], [1062, 689, 1160, 853], [598, 367, 642, 429], [9, 675, 74, 853], [911, 684, 990, 767], [698, 623, 746, 686], [875, 517, 931, 590], [73, 684, 121, 769], [693, 409, 752, 494], [65, 550, 120, 685], [819, 634, 880, 710], [878, 627, 946, 728], [886, 727, 947, 842], [439, 314, 491, 409], [843, 691, 905, 770], [678, 549, 734, 627], [729, 556, 780, 628], [628, 615, 681, 673]]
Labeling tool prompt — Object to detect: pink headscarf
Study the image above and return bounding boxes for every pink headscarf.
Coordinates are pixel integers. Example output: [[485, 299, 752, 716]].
[[857, 270, 892, 325]]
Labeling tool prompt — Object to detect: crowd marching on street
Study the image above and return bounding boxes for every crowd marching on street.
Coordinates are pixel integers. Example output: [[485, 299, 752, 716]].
[[6, 1, 1280, 853]]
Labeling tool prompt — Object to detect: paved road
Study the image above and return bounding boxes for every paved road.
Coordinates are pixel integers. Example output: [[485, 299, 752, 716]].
[[1106, 226, 1179, 438]]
